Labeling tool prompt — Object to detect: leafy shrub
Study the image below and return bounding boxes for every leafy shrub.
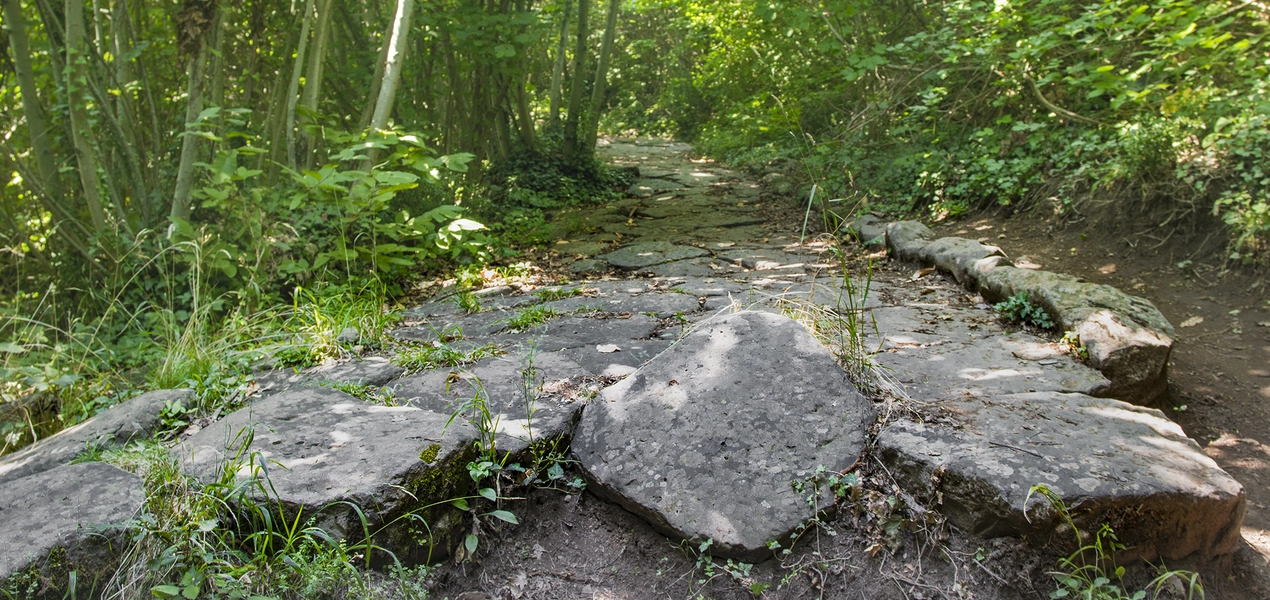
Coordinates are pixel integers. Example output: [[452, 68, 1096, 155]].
[[995, 292, 1055, 330]]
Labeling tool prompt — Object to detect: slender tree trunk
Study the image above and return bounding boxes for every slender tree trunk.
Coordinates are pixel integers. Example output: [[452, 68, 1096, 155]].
[[300, 0, 333, 168], [208, 8, 227, 110], [548, 0, 571, 127], [583, 0, 619, 152], [65, 0, 109, 234], [285, 0, 315, 170], [169, 40, 209, 223], [367, 0, 413, 131], [4, 0, 64, 202], [357, 30, 391, 131], [561, 0, 589, 160]]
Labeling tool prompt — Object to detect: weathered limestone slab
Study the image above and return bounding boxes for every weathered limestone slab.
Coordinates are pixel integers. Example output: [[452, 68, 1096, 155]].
[[560, 339, 671, 378], [843, 214, 886, 246], [912, 237, 1013, 286], [256, 357, 406, 397], [598, 242, 709, 270], [639, 258, 740, 278], [575, 311, 875, 560], [391, 352, 589, 453], [877, 392, 1245, 563], [627, 179, 686, 197], [872, 320, 1109, 400], [978, 266, 1174, 404], [0, 389, 189, 485], [497, 314, 661, 355], [177, 387, 476, 560], [885, 221, 935, 258], [0, 462, 145, 597]]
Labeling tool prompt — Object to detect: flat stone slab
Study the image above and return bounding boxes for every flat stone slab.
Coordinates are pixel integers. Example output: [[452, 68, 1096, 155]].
[[597, 242, 709, 270], [627, 178, 686, 197], [868, 306, 1109, 400], [498, 311, 659, 343], [0, 389, 190, 485], [177, 386, 476, 557], [575, 311, 875, 559], [391, 351, 589, 453], [0, 462, 145, 595], [255, 357, 405, 397], [878, 392, 1245, 563]]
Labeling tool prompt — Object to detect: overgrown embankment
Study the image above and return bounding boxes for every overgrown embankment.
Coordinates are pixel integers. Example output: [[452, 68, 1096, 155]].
[[605, 0, 1270, 264]]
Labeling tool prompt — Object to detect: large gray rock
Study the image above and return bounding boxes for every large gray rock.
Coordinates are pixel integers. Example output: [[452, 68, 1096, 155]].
[[0, 389, 190, 484], [255, 357, 405, 397], [877, 392, 1244, 563], [843, 214, 886, 247], [912, 237, 1013, 286], [0, 462, 145, 598], [885, 221, 934, 258], [598, 242, 709, 270], [979, 266, 1174, 404], [391, 351, 589, 454], [575, 311, 875, 560], [176, 387, 477, 562]]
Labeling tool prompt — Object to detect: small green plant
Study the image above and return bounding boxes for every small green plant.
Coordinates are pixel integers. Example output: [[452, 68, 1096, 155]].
[[158, 398, 192, 437], [533, 287, 583, 301], [995, 292, 1056, 330], [1027, 485, 1205, 600], [503, 305, 558, 333], [454, 291, 481, 314], [327, 380, 400, 406], [392, 341, 502, 374], [1061, 331, 1089, 360]]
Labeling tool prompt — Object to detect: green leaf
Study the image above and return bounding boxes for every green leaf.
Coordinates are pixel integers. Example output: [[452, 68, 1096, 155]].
[[465, 533, 479, 554], [0, 342, 26, 354], [182, 584, 201, 599], [152, 585, 180, 598], [450, 498, 470, 511], [487, 510, 519, 524], [478, 488, 497, 501]]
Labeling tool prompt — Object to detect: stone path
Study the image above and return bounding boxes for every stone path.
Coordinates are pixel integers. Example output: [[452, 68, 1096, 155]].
[[0, 138, 1247, 593]]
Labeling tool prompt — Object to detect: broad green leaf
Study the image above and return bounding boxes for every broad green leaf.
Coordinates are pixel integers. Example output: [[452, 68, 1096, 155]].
[[487, 510, 519, 524]]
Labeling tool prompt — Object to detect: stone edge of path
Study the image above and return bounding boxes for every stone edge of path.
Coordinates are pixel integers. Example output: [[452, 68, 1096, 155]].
[[847, 214, 1174, 406], [0, 389, 191, 486], [0, 461, 146, 598]]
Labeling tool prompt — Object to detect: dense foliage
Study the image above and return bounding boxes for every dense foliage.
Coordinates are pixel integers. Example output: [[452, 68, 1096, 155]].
[[0, 0, 627, 452], [607, 0, 1270, 262]]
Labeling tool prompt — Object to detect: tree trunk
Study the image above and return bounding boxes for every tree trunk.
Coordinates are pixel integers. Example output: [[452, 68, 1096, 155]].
[[548, 0, 571, 128], [285, 0, 315, 170], [583, 0, 619, 153], [362, 0, 413, 170], [3, 0, 64, 203], [300, 0, 334, 168], [356, 20, 390, 131], [367, 0, 413, 131], [65, 0, 109, 234], [561, 0, 589, 160], [169, 40, 208, 223]]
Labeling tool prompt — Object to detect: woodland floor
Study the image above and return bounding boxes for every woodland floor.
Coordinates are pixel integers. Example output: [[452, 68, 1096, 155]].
[[415, 142, 1270, 599]]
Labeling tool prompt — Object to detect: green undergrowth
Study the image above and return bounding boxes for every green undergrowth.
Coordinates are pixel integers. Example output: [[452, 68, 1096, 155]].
[[994, 292, 1056, 331], [1027, 485, 1205, 600]]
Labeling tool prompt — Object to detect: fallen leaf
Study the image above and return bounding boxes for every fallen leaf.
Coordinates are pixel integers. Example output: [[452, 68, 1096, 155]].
[[596, 344, 621, 353], [911, 267, 935, 281], [1179, 316, 1204, 328], [716, 242, 735, 248], [1098, 263, 1116, 274], [1258, 322, 1270, 328]]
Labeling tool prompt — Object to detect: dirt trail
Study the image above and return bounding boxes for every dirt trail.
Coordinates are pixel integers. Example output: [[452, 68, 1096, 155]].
[[428, 140, 1260, 599]]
